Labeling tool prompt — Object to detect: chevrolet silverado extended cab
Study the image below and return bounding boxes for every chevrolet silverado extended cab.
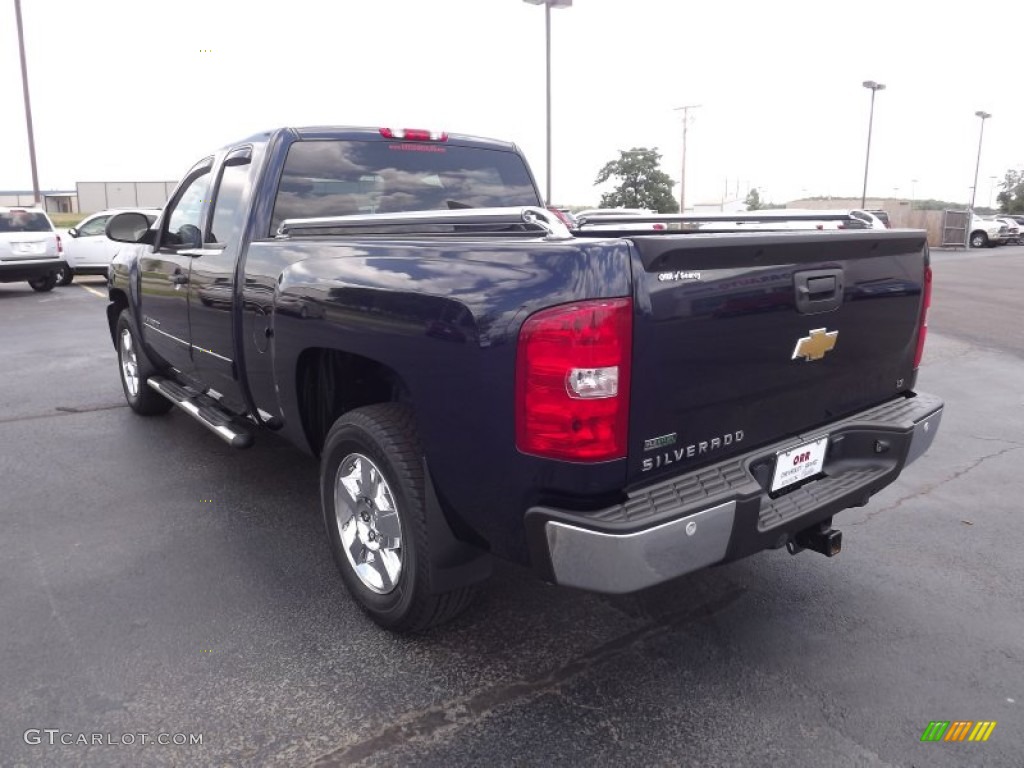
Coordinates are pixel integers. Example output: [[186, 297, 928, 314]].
[[104, 126, 942, 632]]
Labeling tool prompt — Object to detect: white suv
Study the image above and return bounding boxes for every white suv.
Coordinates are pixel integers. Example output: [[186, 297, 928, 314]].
[[0, 207, 65, 292], [60, 208, 161, 284]]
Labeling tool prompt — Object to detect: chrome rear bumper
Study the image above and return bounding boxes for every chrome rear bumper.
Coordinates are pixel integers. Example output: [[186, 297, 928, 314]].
[[532, 393, 944, 594]]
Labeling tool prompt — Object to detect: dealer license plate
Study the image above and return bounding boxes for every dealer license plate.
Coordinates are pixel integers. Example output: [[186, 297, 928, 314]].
[[770, 436, 828, 492], [13, 241, 45, 255]]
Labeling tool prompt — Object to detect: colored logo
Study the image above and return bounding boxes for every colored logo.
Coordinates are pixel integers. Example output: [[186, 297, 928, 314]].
[[920, 721, 997, 742], [791, 328, 838, 362]]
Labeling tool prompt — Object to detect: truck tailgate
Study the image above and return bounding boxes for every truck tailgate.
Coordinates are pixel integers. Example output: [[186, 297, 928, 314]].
[[625, 229, 928, 487]]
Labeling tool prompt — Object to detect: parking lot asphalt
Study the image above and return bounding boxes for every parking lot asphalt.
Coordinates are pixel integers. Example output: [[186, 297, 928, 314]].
[[1, 247, 1022, 767]]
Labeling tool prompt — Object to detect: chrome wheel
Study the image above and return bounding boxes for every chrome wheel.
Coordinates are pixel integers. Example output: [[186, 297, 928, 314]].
[[334, 453, 403, 594], [120, 327, 139, 398]]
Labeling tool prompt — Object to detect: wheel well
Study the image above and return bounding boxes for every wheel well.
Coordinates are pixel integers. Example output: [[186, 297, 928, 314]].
[[297, 348, 411, 456], [106, 290, 129, 347]]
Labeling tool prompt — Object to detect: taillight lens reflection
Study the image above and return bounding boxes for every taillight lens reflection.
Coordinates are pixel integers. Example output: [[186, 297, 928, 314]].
[[515, 299, 632, 461]]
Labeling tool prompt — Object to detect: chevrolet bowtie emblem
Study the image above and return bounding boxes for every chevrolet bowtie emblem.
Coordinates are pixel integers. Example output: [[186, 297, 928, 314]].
[[792, 328, 838, 361]]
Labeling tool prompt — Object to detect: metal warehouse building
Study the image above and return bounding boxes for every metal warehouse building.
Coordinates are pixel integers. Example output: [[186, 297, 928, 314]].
[[76, 181, 178, 213], [0, 190, 78, 213]]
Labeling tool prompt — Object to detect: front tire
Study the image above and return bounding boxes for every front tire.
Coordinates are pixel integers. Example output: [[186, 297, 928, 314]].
[[321, 404, 477, 632], [115, 310, 173, 416], [28, 273, 58, 292], [56, 266, 74, 286]]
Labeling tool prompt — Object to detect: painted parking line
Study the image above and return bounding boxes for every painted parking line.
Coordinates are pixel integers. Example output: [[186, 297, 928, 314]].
[[78, 284, 107, 299]]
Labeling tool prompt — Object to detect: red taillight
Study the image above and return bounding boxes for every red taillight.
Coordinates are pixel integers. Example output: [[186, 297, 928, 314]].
[[379, 127, 448, 142], [652, 223, 667, 231], [515, 298, 632, 462], [913, 265, 932, 368]]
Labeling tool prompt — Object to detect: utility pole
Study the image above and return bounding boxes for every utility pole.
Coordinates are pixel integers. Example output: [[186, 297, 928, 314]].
[[15, 0, 41, 206], [674, 104, 700, 213], [966, 111, 991, 248], [860, 81, 886, 209], [523, 0, 572, 205]]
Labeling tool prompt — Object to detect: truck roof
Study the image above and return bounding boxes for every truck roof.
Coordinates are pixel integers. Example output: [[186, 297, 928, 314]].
[[222, 126, 519, 153]]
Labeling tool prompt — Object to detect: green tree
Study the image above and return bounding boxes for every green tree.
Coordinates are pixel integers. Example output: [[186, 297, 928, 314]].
[[996, 169, 1024, 214], [744, 187, 786, 209], [594, 148, 679, 213]]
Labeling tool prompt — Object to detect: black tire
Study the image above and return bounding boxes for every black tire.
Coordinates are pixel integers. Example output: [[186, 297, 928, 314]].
[[969, 231, 987, 248], [27, 273, 58, 292], [115, 310, 173, 416], [321, 404, 477, 632], [56, 266, 74, 286]]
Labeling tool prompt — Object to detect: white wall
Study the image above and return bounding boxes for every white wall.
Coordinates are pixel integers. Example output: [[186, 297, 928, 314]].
[[75, 181, 178, 213]]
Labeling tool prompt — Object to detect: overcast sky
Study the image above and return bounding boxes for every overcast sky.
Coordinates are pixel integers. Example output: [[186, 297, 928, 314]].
[[1, 0, 1021, 208]]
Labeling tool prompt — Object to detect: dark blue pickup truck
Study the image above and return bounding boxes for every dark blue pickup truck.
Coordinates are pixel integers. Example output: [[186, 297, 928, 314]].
[[104, 126, 942, 632]]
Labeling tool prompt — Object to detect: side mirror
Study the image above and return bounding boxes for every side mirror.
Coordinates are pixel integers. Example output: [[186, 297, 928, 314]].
[[106, 212, 154, 244], [67, 227, 79, 238]]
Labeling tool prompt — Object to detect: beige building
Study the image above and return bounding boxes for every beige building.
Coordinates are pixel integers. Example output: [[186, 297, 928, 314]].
[[0, 190, 78, 213], [787, 197, 951, 247]]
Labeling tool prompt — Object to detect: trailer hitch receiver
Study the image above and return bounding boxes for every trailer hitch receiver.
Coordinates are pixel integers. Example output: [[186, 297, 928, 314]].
[[787, 523, 842, 557]]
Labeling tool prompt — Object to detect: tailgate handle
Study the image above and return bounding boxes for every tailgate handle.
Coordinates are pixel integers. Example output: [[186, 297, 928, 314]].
[[794, 268, 843, 314], [805, 276, 835, 294]]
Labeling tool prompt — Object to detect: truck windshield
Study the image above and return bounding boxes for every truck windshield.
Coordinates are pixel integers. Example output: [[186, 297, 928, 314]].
[[0, 211, 53, 233], [270, 139, 540, 235]]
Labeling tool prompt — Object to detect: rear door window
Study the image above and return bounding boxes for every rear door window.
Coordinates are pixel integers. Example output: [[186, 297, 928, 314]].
[[270, 140, 539, 235], [207, 157, 251, 245]]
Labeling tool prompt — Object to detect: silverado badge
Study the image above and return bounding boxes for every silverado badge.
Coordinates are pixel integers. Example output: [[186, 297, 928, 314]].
[[792, 328, 838, 362]]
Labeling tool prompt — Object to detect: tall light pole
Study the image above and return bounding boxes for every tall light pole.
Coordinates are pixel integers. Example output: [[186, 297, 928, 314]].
[[14, 0, 41, 206], [968, 111, 991, 213], [674, 104, 700, 213], [523, 0, 572, 205], [860, 80, 886, 208], [966, 111, 991, 248]]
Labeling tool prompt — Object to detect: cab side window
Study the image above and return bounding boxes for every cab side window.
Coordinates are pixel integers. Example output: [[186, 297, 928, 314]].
[[163, 171, 211, 249]]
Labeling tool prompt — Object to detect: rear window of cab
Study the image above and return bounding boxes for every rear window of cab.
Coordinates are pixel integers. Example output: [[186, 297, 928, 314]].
[[270, 139, 539, 235]]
